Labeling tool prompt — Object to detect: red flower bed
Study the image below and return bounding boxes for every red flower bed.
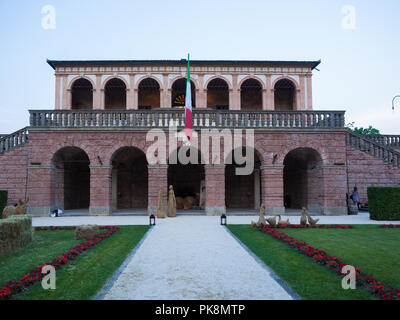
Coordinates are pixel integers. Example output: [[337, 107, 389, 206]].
[[0, 226, 120, 300], [269, 224, 354, 229], [381, 224, 400, 228], [34, 226, 116, 231], [258, 225, 400, 300]]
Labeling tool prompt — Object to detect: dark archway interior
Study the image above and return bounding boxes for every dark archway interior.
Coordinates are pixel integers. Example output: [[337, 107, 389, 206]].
[[105, 78, 126, 110], [225, 148, 261, 209], [171, 78, 196, 108], [275, 79, 296, 111], [240, 79, 262, 110], [283, 148, 323, 210], [168, 147, 204, 205], [71, 79, 93, 110], [112, 147, 148, 209], [138, 78, 160, 109], [52, 147, 90, 210], [207, 78, 229, 110]]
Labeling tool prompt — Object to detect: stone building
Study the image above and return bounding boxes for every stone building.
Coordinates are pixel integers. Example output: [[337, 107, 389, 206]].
[[0, 59, 399, 216]]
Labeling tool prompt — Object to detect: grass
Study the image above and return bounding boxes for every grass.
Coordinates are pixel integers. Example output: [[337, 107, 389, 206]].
[[0, 230, 80, 287], [226, 224, 400, 300], [1, 225, 150, 300]]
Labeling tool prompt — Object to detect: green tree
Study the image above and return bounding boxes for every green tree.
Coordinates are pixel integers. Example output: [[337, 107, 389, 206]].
[[346, 122, 380, 135]]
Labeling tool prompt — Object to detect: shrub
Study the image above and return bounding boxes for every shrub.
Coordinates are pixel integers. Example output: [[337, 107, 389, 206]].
[[0, 190, 7, 219], [368, 187, 400, 221]]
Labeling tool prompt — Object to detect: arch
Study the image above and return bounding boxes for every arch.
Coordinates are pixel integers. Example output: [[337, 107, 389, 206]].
[[168, 146, 205, 210], [240, 78, 263, 110], [104, 78, 127, 110], [101, 75, 129, 90], [67, 76, 96, 91], [171, 78, 196, 108], [70, 78, 93, 110], [283, 147, 323, 212], [111, 146, 148, 210], [134, 75, 163, 90], [51, 147, 90, 211], [204, 75, 233, 90], [238, 76, 266, 90], [206, 78, 229, 110], [274, 78, 297, 111], [225, 146, 262, 210], [137, 77, 161, 109]]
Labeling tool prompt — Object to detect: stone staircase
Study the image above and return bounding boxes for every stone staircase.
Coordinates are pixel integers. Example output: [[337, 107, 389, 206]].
[[346, 130, 400, 169], [0, 127, 29, 155]]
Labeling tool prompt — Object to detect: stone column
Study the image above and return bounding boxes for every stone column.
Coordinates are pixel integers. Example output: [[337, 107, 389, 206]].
[[111, 168, 118, 211], [61, 75, 68, 109], [147, 165, 168, 215], [231, 74, 240, 110], [127, 74, 137, 109], [299, 75, 305, 110], [27, 165, 53, 216], [321, 165, 347, 215], [260, 165, 285, 215], [89, 165, 112, 216], [264, 75, 274, 110], [204, 164, 226, 215], [93, 74, 102, 109], [307, 74, 313, 110], [55, 75, 61, 109], [254, 168, 261, 209]]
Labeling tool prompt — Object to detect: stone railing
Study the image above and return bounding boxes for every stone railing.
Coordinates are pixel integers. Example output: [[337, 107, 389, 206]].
[[364, 134, 400, 149], [29, 109, 345, 129], [0, 127, 29, 154], [347, 131, 400, 169]]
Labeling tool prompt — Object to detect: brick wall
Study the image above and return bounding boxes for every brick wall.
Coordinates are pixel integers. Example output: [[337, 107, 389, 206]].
[[0, 146, 28, 206], [346, 146, 400, 204]]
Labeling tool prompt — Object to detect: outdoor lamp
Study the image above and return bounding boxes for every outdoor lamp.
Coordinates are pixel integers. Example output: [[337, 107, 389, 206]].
[[149, 214, 156, 226], [220, 214, 227, 225]]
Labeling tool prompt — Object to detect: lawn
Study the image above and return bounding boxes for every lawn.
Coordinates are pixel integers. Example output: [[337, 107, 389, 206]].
[[227, 224, 400, 300], [1, 225, 150, 300]]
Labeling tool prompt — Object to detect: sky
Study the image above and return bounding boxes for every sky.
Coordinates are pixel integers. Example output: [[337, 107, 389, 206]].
[[0, 0, 399, 134]]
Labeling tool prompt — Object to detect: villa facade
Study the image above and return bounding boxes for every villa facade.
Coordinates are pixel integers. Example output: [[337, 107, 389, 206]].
[[0, 59, 399, 216]]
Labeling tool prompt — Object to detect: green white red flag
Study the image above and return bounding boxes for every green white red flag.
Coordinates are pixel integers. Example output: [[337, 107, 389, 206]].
[[184, 54, 192, 141]]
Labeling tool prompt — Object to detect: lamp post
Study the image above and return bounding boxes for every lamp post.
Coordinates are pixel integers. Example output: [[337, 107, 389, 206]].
[[220, 214, 227, 226], [149, 214, 156, 226], [392, 95, 400, 111]]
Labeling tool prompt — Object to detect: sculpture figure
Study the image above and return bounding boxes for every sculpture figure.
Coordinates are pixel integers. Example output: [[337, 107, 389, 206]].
[[156, 186, 166, 219], [256, 204, 267, 228], [266, 215, 278, 227], [277, 214, 290, 225], [167, 185, 177, 217], [305, 210, 319, 226], [2, 198, 29, 219], [300, 207, 308, 227]]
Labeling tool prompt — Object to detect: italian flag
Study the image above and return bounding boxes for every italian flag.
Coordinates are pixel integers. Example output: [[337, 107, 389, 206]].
[[184, 54, 192, 141]]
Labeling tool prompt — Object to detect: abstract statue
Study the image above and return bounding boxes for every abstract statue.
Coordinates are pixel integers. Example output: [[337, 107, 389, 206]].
[[304, 209, 319, 226], [156, 186, 166, 219], [167, 185, 177, 218], [255, 204, 267, 228]]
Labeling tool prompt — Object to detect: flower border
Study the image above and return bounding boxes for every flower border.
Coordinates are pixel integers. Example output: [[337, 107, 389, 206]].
[[256, 225, 400, 300], [0, 226, 120, 300], [381, 224, 400, 228]]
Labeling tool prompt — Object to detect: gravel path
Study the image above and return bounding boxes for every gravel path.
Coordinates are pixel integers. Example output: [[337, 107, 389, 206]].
[[98, 216, 295, 300], [32, 211, 395, 227]]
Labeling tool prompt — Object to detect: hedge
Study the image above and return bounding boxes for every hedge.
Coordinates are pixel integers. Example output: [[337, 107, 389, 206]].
[[0, 190, 7, 219], [367, 187, 400, 220]]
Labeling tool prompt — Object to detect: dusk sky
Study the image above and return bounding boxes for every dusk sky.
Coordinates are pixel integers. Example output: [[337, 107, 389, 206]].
[[0, 0, 399, 134]]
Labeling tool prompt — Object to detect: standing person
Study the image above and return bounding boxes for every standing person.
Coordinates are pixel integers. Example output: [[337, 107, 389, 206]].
[[352, 187, 360, 209]]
